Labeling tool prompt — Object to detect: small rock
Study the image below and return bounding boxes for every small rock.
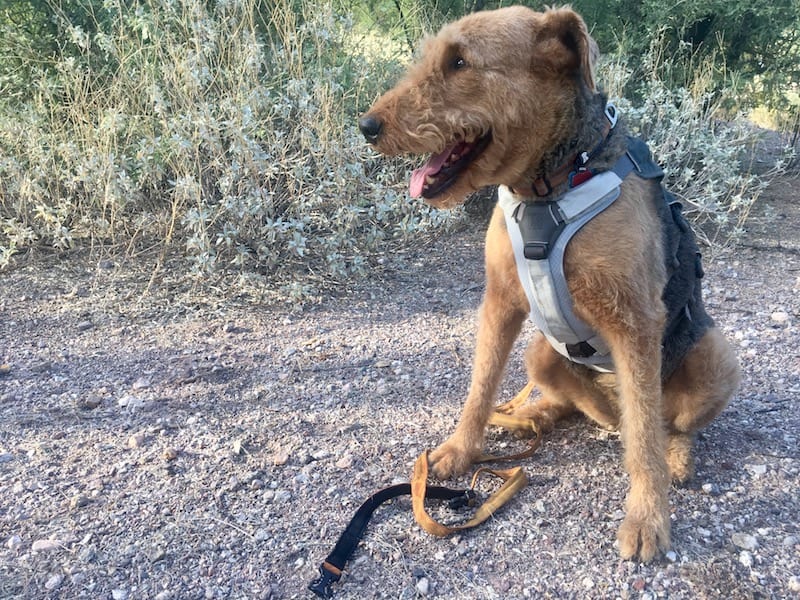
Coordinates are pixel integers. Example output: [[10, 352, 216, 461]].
[[311, 450, 330, 461], [582, 576, 594, 589], [783, 535, 798, 547], [154, 592, 171, 600], [788, 576, 800, 593], [98, 259, 115, 270], [732, 533, 758, 550], [32, 539, 61, 552], [747, 464, 767, 476], [128, 433, 146, 449], [76, 321, 94, 332], [739, 551, 753, 568], [701, 483, 718, 495], [665, 550, 677, 562], [111, 589, 129, 600], [131, 377, 151, 390], [272, 450, 289, 466], [0, 453, 13, 463], [412, 567, 426, 579], [416, 577, 430, 595], [771, 311, 790, 323], [232, 439, 244, 455], [44, 574, 64, 591], [335, 454, 353, 469], [79, 396, 103, 410], [0, 364, 11, 376], [632, 577, 646, 592], [69, 494, 89, 510], [148, 547, 166, 563], [163, 447, 179, 461], [6, 535, 22, 551], [273, 490, 291, 503]]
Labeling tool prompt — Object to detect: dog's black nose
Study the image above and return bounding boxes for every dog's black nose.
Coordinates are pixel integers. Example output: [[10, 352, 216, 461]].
[[358, 114, 383, 144]]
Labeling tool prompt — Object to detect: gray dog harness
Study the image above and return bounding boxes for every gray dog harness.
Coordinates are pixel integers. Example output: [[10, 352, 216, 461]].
[[499, 136, 712, 377]]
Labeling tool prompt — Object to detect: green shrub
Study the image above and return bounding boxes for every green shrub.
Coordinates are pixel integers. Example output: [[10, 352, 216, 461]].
[[0, 0, 455, 298]]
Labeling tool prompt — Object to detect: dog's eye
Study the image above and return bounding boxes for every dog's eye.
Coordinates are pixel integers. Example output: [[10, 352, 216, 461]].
[[451, 56, 468, 71]]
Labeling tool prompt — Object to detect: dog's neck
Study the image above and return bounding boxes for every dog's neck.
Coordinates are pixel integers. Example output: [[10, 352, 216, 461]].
[[513, 91, 626, 200]]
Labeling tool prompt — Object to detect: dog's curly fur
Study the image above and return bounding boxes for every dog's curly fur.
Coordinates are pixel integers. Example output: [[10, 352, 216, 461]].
[[359, 5, 740, 562]]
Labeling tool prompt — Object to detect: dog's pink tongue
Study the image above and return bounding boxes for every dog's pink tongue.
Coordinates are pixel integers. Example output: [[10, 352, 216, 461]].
[[409, 144, 456, 198]]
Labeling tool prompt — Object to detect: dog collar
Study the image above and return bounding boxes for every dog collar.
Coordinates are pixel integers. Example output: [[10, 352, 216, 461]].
[[531, 103, 619, 197]]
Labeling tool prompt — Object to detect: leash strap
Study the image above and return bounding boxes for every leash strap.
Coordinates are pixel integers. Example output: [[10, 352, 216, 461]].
[[309, 382, 541, 598], [308, 482, 476, 598]]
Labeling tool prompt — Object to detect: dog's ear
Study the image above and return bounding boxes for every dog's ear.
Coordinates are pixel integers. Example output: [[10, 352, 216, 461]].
[[535, 8, 598, 90]]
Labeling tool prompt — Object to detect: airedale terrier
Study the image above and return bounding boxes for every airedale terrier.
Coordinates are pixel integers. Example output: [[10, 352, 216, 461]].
[[358, 6, 740, 561]]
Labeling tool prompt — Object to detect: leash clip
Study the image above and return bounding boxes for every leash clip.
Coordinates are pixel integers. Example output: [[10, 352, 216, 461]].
[[447, 489, 477, 510], [308, 563, 341, 599]]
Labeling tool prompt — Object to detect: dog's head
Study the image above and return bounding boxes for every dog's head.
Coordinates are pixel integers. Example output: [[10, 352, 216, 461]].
[[358, 6, 599, 208]]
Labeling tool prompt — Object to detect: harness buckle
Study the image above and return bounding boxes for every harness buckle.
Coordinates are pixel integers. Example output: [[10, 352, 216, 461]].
[[524, 242, 549, 260], [308, 563, 342, 599]]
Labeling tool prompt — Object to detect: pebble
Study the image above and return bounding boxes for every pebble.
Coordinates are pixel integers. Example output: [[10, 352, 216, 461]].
[[6, 535, 22, 551], [788, 576, 800, 593], [0, 364, 11, 376], [335, 454, 353, 469], [77, 321, 94, 332], [69, 494, 90, 510], [273, 490, 291, 503], [739, 551, 753, 568], [771, 311, 790, 323], [665, 550, 677, 562], [0, 453, 13, 463], [732, 533, 758, 550], [416, 577, 430, 595], [128, 433, 146, 449], [32, 539, 61, 552], [783, 535, 798, 547], [701, 483, 718, 494], [163, 447, 179, 461], [44, 574, 63, 591], [111, 589, 129, 600], [131, 377, 151, 390], [747, 464, 767, 476], [154, 592, 171, 600]]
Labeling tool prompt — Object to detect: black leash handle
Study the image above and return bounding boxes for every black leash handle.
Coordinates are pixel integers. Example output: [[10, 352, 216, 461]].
[[308, 483, 474, 598]]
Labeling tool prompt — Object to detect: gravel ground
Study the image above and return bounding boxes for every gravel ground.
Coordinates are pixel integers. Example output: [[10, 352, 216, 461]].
[[1, 172, 799, 599]]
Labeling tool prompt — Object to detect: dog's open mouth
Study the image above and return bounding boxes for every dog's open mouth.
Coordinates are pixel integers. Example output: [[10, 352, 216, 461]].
[[409, 132, 492, 199]]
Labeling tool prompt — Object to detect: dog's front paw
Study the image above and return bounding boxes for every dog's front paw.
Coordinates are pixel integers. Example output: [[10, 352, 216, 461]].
[[617, 509, 671, 562], [428, 438, 477, 480]]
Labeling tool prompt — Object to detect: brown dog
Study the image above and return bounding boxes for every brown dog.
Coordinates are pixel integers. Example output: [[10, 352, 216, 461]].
[[358, 6, 740, 561]]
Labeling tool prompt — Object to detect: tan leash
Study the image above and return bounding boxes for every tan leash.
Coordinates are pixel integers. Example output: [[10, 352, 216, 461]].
[[310, 382, 540, 598]]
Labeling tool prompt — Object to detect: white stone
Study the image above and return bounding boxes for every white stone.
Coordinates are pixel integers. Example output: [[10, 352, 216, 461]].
[[739, 551, 753, 568], [6, 535, 21, 551], [111, 589, 129, 600], [771, 311, 790, 323], [788, 576, 800, 593], [32, 539, 61, 552], [416, 577, 430, 595], [44, 574, 63, 591], [732, 533, 758, 550]]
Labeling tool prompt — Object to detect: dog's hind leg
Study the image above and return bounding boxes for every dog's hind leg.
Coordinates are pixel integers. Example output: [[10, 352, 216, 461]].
[[663, 327, 740, 482], [429, 209, 529, 479], [509, 332, 618, 434]]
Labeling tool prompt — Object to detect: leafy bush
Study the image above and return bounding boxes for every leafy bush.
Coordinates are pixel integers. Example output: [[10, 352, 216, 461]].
[[0, 0, 454, 298], [600, 50, 792, 247]]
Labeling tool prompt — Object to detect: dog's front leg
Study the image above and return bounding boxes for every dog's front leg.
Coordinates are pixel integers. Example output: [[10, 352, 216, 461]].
[[429, 289, 527, 479], [609, 325, 671, 561], [429, 210, 528, 479]]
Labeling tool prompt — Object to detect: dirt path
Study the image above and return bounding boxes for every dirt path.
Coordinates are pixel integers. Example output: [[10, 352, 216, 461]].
[[0, 173, 798, 599]]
